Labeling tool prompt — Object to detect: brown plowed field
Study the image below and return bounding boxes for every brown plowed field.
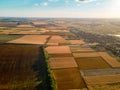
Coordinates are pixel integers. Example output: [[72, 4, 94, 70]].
[[98, 52, 120, 68], [52, 68, 86, 90], [49, 57, 78, 69], [10, 30, 42, 34], [0, 44, 51, 90], [88, 83, 120, 90], [45, 46, 72, 55], [73, 52, 100, 58], [48, 30, 69, 33], [69, 40, 85, 45], [47, 35, 69, 45], [84, 74, 120, 85], [75, 57, 111, 69], [70, 47, 95, 53], [8, 35, 50, 44]]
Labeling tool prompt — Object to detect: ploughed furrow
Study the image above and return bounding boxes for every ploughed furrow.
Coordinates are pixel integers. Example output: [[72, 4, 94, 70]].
[[0, 44, 51, 90]]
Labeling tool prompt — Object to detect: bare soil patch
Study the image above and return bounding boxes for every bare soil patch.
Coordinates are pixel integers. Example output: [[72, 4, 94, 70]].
[[69, 40, 85, 45], [47, 35, 69, 45], [49, 57, 78, 69], [52, 68, 86, 90], [84, 75, 120, 85], [73, 52, 100, 58], [45, 46, 72, 55]]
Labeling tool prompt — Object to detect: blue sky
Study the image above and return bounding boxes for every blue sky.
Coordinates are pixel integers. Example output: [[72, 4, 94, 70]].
[[0, 0, 120, 18]]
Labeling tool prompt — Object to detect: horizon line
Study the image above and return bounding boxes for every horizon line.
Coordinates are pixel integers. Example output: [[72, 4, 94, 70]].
[[0, 16, 120, 19]]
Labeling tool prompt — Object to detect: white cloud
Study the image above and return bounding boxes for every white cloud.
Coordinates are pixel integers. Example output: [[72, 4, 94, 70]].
[[65, 0, 70, 3], [76, 0, 96, 3], [48, 0, 59, 2], [41, 2, 48, 6], [34, 3, 39, 7]]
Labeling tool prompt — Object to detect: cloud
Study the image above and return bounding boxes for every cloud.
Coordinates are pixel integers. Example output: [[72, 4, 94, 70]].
[[48, 0, 59, 2], [76, 0, 96, 3], [42, 2, 48, 6], [34, 3, 39, 7]]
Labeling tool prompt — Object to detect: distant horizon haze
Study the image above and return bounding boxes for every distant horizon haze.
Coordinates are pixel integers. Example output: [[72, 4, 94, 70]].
[[0, 0, 120, 18]]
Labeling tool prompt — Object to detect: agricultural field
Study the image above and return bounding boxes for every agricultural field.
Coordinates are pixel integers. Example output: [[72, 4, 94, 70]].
[[45, 46, 72, 57], [67, 19, 120, 35], [32, 21, 48, 26], [49, 57, 78, 69], [0, 18, 120, 90], [42, 29, 73, 36], [47, 35, 69, 45], [17, 24, 34, 28], [52, 68, 86, 90], [0, 44, 51, 90], [98, 52, 120, 68], [88, 83, 120, 90], [8, 35, 50, 45], [75, 57, 111, 70], [73, 52, 100, 58], [83, 75, 120, 85], [0, 35, 23, 43], [0, 28, 52, 35], [69, 40, 85, 45], [70, 46, 95, 53], [9, 30, 42, 35], [68, 20, 120, 57], [0, 22, 17, 27], [80, 68, 120, 76]]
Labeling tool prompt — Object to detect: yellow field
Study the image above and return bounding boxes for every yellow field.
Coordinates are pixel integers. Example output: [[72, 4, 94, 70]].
[[8, 35, 50, 44], [0, 30, 15, 34], [47, 35, 69, 45], [88, 83, 120, 90], [73, 52, 100, 58], [52, 68, 86, 90], [45, 46, 72, 55], [84, 74, 120, 85], [69, 40, 85, 45], [75, 57, 111, 69], [48, 30, 69, 33], [98, 52, 120, 68], [70, 46, 95, 53]]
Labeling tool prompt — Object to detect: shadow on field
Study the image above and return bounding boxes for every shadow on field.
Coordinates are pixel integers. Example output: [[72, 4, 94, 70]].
[[33, 47, 52, 90]]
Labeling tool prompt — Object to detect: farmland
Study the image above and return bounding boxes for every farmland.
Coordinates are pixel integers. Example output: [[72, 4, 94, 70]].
[[47, 35, 69, 45], [8, 35, 50, 45], [0, 18, 120, 90], [52, 68, 86, 90], [45, 46, 72, 57], [75, 57, 111, 69], [0, 35, 23, 43], [0, 44, 51, 90], [49, 57, 78, 69]]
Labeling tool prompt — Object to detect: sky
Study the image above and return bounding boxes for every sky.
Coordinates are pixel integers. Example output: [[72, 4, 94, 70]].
[[0, 0, 120, 18]]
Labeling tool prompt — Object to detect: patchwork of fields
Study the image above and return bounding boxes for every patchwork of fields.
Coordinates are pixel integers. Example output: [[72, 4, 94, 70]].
[[0, 20, 120, 90]]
